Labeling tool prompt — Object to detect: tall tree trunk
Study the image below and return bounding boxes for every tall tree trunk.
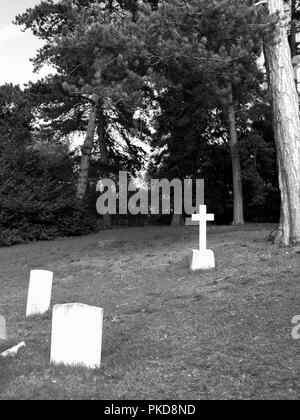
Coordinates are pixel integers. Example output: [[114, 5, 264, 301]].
[[76, 100, 97, 201], [97, 102, 111, 227], [264, 0, 300, 246], [227, 84, 244, 226], [274, 155, 291, 244], [263, 43, 285, 242], [98, 103, 108, 167]]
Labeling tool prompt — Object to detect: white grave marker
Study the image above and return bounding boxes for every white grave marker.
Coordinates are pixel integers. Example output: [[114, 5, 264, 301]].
[[0, 316, 6, 340], [50, 303, 103, 369], [190, 205, 215, 271], [26, 270, 53, 316]]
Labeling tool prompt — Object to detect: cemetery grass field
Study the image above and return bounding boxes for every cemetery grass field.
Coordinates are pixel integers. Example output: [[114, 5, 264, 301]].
[[0, 224, 300, 400]]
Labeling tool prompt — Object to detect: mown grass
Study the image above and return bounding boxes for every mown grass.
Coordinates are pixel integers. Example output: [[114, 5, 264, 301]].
[[0, 224, 300, 400]]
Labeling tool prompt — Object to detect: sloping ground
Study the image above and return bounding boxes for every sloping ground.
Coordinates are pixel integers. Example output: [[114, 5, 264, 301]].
[[0, 224, 299, 400]]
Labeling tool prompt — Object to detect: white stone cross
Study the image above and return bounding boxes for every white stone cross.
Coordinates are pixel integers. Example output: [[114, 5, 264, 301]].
[[192, 205, 214, 251]]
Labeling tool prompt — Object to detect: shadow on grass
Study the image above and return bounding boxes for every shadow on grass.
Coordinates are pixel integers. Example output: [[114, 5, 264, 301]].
[[25, 311, 53, 321]]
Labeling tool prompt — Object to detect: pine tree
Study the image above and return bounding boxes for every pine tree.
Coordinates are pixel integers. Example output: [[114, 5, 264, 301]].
[[16, 0, 151, 204], [135, 0, 271, 224]]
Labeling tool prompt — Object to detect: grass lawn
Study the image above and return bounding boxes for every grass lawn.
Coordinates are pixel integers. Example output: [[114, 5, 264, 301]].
[[0, 224, 300, 400]]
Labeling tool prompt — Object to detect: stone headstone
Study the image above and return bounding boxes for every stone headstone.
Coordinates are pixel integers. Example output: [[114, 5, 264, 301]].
[[0, 316, 6, 340], [50, 303, 103, 369], [189, 205, 215, 271], [26, 270, 53, 316]]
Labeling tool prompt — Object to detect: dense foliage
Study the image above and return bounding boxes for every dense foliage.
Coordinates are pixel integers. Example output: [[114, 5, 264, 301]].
[[0, 0, 292, 246]]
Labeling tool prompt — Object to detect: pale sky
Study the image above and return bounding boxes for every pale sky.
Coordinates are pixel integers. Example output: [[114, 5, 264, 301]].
[[0, 0, 54, 86]]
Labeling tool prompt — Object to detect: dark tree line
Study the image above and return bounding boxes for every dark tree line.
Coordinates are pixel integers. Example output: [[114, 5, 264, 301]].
[[0, 0, 299, 246]]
